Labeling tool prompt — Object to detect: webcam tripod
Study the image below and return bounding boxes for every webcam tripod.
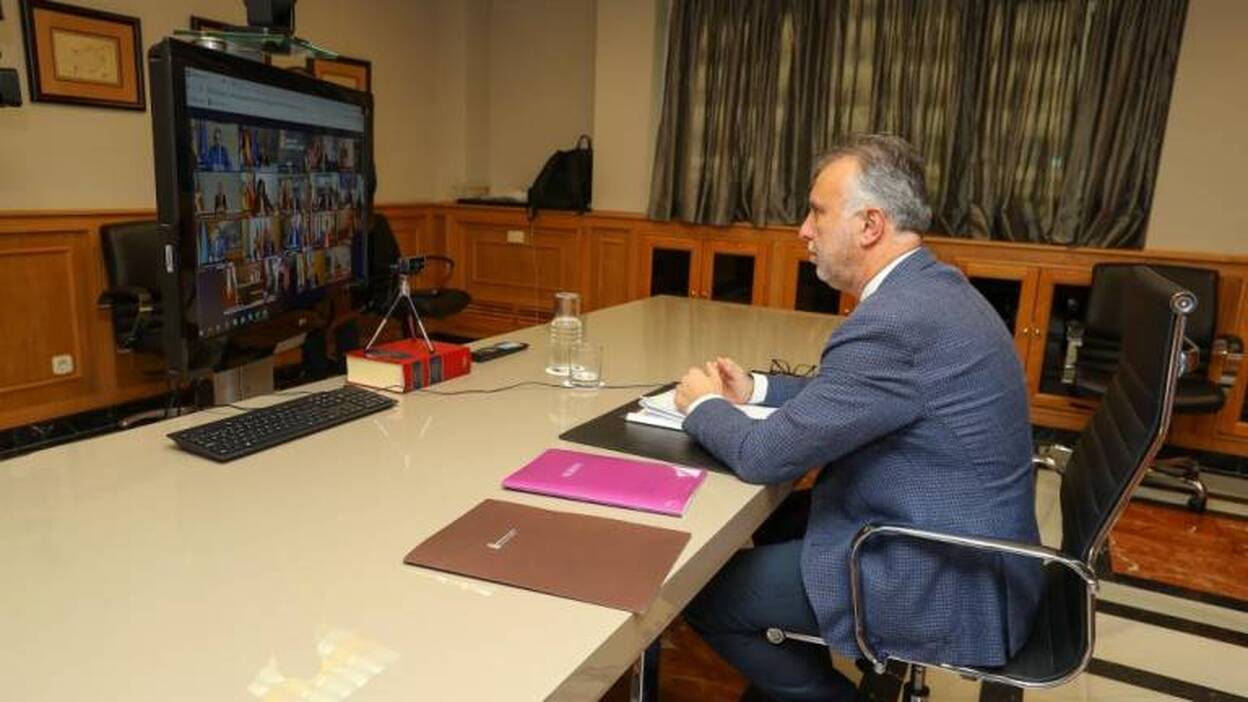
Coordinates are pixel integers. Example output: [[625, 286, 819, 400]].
[[365, 272, 435, 353]]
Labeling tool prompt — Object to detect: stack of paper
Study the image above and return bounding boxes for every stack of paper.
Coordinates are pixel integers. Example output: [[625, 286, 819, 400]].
[[625, 389, 776, 431]]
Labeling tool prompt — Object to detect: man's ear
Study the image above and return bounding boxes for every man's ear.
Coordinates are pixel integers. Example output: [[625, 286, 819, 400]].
[[858, 208, 886, 246]]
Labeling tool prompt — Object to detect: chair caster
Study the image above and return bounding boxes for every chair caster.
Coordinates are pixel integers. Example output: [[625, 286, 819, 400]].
[[902, 680, 930, 702], [1187, 494, 1207, 513]]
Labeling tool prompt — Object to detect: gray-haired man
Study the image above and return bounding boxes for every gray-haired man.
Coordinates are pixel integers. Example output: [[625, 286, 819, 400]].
[[676, 135, 1042, 701]]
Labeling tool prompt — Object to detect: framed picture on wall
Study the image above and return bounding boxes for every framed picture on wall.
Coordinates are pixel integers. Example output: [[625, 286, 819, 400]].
[[307, 55, 371, 93], [19, 0, 144, 110]]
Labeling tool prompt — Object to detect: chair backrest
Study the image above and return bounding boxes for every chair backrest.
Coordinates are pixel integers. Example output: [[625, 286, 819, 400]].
[[101, 220, 164, 293], [1060, 266, 1192, 563], [1085, 263, 1217, 347], [100, 220, 165, 353]]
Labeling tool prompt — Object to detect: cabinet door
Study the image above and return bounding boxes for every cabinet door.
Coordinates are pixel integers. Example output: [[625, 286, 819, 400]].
[[638, 232, 699, 299], [582, 223, 635, 311], [770, 241, 841, 314], [1028, 267, 1093, 418], [701, 237, 769, 304], [1214, 276, 1248, 440], [956, 260, 1040, 362]]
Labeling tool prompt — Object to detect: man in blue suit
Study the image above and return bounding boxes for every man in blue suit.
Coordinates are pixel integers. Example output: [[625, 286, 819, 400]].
[[675, 134, 1042, 701], [203, 128, 233, 172]]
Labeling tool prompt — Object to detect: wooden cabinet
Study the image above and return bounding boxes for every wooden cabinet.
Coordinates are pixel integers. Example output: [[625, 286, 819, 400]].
[[636, 228, 770, 304], [954, 259, 1039, 360], [581, 220, 635, 312], [767, 240, 851, 314], [442, 209, 584, 339], [0, 211, 166, 430], [951, 259, 1094, 428], [8, 202, 1248, 463]]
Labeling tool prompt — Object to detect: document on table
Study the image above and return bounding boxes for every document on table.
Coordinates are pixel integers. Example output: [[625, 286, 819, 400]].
[[403, 499, 690, 613], [625, 389, 776, 431]]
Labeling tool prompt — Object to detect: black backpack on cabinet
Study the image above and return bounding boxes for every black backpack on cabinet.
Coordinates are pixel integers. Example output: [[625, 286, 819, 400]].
[[527, 134, 592, 217]]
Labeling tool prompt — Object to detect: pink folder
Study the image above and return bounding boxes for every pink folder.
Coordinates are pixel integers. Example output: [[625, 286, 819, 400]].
[[502, 448, 707, 516]]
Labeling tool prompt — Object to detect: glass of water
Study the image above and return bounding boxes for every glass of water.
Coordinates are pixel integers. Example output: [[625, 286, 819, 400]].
[[566, 342, 604, 388]]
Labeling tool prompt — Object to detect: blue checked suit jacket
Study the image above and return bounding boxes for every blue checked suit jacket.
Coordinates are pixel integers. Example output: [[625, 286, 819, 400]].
[[684, 247, 1042, 666]]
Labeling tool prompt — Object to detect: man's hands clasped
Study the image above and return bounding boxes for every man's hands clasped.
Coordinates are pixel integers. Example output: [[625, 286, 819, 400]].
[[674, 357, 754, 413]]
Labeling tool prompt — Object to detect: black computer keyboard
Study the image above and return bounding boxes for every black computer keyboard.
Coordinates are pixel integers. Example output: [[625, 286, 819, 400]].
[[167, 385, 397, 462]]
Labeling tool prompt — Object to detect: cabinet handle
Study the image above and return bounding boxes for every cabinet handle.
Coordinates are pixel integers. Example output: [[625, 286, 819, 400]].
[[1020, 326, 1031, 336], [1033, 327, 1042, 338]]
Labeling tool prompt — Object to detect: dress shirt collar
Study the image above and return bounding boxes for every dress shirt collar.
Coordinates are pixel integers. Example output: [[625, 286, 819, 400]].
[[859, 247, 922, 301]]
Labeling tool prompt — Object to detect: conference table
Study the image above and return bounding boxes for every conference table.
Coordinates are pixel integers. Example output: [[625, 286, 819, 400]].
[[1, 296, 842, 700]]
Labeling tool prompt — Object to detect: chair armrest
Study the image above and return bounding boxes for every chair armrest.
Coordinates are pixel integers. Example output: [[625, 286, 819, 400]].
[[97, 285, 153, 310], [848, 523, 1096, 674], [1033, 443, 1073, 474], [1212, 334, 1243, 388]]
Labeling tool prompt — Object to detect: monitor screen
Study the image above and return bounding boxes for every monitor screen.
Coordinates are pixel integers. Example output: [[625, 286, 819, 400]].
[[150, 39, 373, 372]]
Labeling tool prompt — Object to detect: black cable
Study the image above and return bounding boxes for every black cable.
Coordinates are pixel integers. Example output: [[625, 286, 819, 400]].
[[408, 380, 666, 396], [197, 379, 668, 413]]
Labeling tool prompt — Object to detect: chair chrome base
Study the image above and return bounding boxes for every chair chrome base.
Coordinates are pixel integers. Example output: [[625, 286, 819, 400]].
[[1036, 442, 1207, 512], [1144, 457, 1208, 512]]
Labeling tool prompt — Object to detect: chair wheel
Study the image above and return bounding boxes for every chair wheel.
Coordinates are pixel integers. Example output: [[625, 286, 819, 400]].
[[1187, 494, 1207, 512]]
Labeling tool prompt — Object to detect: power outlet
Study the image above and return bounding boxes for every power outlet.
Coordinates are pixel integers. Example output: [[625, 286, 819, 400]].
[[506, 229, 526, 244], [51, 354, 74, 376]]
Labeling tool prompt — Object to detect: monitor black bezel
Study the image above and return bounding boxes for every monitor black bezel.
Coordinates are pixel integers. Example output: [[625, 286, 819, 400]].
[[149, 38, 374, 372]]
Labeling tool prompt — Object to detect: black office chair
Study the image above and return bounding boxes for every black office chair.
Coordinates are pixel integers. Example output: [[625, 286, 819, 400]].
[[1072, 263, 1241, 511], [363, 212, 470, 331], [410, 255, 471, 319], [97, 220, 165, 354], [765, 267, 1193, 700]]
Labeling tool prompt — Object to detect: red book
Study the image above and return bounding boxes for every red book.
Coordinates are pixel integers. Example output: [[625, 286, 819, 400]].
[[346, 338, 471, 392]]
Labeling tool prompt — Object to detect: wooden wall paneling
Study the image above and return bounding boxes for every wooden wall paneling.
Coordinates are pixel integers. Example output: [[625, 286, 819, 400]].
[[583, 220, 635, 312], [441, 209, 584, 337], [383, 206, 441, 291], [8, 204, 1248, 456], [0, 212, 165, 429]]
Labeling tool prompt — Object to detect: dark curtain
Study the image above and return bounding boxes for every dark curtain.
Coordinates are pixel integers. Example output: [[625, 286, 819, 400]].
[[647, 0, 1188, 249]]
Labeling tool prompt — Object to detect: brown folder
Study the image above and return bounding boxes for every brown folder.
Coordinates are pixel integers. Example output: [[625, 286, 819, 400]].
[[403, 499, 691, 613]]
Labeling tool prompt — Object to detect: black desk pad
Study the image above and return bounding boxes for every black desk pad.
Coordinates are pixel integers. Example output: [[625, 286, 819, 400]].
[[558, 384, 732, 473]]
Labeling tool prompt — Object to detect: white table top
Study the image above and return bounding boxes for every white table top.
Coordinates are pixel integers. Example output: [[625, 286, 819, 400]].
[[1, 296, 841, 701]]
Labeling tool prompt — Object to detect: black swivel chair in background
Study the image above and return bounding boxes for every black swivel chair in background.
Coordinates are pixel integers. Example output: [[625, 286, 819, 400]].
[[97, 220, 182, 426], [361, 212, 471, 339], [98, 220, 165, 355], [765, 267, 1193, 701], [1072, 263, 1241, 511]]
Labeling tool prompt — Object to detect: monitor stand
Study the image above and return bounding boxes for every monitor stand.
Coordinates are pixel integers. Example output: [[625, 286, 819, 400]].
[[210, 331, 306, 405], [211, 356, 275, 405]]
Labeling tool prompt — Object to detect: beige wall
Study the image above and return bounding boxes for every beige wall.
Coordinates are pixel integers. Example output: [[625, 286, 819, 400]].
[[3, 0, 1242, 257], [591, 0, 663, 213], [485, 0, 596, 197], [0, 0, 437, 210], [1146, 0, 1248, 254]]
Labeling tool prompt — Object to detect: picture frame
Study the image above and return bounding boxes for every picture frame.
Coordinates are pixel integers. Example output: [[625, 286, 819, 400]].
[[307, 55, 371, 93], [19, 0, 144, 110]]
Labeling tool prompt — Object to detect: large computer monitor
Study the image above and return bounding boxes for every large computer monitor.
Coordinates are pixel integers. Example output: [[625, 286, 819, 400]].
[[149, 38, 373, 373]]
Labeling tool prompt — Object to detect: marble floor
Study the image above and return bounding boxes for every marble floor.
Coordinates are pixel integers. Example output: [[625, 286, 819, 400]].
[[603, 469, 1248, 701]]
